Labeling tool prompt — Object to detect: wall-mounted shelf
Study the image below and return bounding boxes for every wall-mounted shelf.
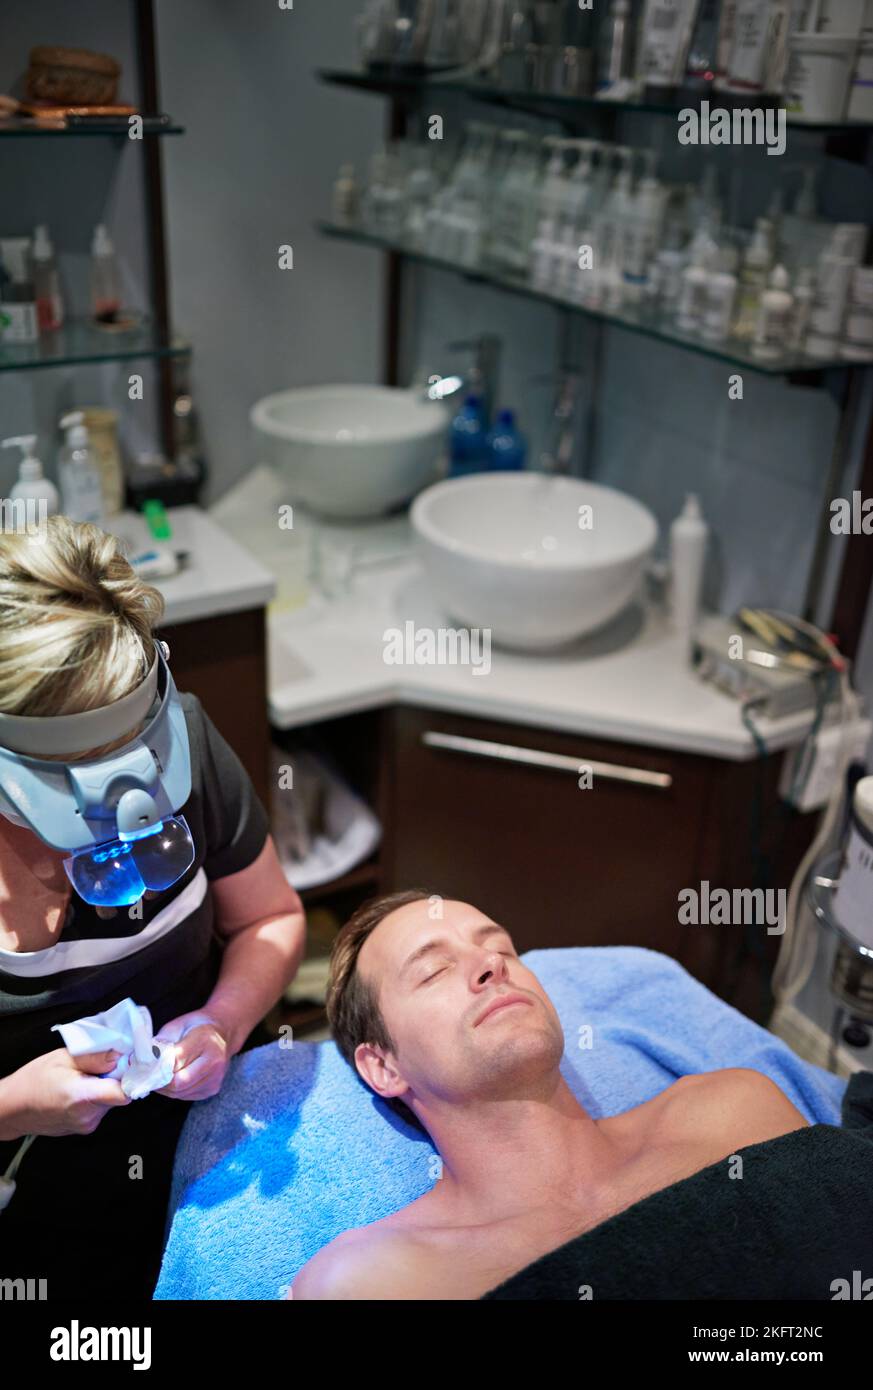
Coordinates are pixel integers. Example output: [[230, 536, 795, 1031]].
[[0, 320, 190, 373], [0, 0, 191, 469], [319, 221, 864, 380], [317, 62, 873, 660], [319, 68, 873, 136], [0, 115, 182, 137]]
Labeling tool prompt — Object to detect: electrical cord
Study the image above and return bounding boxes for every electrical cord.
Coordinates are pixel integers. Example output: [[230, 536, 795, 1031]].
[[0, 1132, 36, 1213]]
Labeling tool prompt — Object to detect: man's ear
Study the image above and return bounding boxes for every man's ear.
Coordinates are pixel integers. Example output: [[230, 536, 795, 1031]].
[[354, 1042, 409, 1103]]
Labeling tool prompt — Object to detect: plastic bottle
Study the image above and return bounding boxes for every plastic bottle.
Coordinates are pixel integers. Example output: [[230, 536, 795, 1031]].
[[91, 224, 122, 324], [590, 145, 634, 310], [530, 138, 570, 288], [648, 209, 689, 314], [58, 412, 105, 525], [701, 245, 739, 341], [789, 267, 816, 353], [685, 0, 722, 89], [0, 238, 38, 343], [753, 265, 795, 361], [669, 494, 708, 641], [405, 160, 438, 249], [32, 225, 64, 332], [733, 218, 774, 340], [449, 395, 488, 477], [597, 0, 635, 92], [623, 149, 668, 303], [556, 141, 598, 301], [686, 166, 722, 244], [2, 435, 59, 515], [805, 234, 856, 359], [488, 132, 541, 275], [485, 409, 527, 471], [332, 164, 360, 228], [676, 235, 718, 334]]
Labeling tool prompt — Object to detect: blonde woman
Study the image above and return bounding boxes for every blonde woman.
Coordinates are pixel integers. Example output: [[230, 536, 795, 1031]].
[[0, 517, 305, 1299]]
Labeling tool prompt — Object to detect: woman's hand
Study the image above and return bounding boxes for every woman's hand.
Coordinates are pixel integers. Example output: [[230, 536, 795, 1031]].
[[0, 1047, 130, 1140], [153, 1011, 231, 1101]]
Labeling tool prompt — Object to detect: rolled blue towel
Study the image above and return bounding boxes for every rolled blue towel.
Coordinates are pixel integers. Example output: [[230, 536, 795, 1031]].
[[155, 946, 846, 1300]]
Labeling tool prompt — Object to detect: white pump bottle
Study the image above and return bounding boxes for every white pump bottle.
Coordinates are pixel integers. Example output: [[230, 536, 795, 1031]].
[[2, 434, 60, 514]]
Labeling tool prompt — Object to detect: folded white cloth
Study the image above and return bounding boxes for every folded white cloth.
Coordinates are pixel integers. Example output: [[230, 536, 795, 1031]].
[[52, 998, 177, 1100]]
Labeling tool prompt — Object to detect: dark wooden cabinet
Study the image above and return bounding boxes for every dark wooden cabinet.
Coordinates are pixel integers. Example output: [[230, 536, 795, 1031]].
[[385, 706, 710, 957], [160, 606, 270, 807]]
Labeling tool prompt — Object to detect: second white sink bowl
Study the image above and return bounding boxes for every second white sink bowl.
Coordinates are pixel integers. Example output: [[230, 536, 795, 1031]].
[[251, 385, 447, 519], [411, 473, 658, 652]]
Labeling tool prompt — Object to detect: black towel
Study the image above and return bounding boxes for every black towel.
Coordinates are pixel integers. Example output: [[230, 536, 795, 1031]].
[[482, 1070, 873, 1301]]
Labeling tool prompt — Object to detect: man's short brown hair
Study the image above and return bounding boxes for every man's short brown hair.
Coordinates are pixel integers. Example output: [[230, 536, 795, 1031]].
[[326, 888, 432, 1127]]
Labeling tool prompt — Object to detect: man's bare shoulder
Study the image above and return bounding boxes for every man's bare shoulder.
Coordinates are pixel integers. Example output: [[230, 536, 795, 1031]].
[[659, 1067, 809, 1150], [289, 1222, 421, 1301]]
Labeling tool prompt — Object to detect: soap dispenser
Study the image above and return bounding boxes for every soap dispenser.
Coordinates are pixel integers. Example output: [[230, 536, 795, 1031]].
[[2, 434, 59, 515]]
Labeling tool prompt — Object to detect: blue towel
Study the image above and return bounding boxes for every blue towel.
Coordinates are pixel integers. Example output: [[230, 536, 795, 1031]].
[[155, 946, 846, 1300]]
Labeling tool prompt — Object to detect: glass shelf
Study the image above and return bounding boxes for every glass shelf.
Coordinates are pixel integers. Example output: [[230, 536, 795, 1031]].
[[319, 69, 873, 135], [0, 115, 183, 137], [318, 221, 869, 378], [0, 320, 190, 373]]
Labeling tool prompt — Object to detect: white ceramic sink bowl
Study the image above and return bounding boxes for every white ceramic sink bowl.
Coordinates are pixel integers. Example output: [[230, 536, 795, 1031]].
[[250, 385, 446, 519], [411, 473, 658, 651]]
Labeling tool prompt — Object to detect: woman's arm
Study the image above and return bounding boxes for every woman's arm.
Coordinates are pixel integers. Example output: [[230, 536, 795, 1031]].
[[204, 834, 306, 1055]]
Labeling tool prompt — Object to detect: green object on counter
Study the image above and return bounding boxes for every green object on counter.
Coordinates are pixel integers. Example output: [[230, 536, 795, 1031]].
[[143, 498, 172, 540]]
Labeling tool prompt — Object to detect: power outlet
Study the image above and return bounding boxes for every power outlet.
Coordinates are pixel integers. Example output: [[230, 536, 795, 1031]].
[[780, 718, 873, 812]]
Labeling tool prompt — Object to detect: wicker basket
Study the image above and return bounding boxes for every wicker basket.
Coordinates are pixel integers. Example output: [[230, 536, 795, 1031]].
[[26, 46, 120, 106]]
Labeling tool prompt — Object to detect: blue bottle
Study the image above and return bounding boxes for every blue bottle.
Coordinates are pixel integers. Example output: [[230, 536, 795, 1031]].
[[449, 395, 488, 477], [486, 409, 527, 471]]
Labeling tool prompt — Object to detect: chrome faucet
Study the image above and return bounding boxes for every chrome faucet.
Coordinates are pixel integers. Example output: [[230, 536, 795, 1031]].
[[421, 333, 502, 423], [538, 371, 583, 476]]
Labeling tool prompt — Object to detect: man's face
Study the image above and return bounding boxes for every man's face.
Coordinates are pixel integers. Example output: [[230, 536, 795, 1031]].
[[355, 899, 564, 1112]]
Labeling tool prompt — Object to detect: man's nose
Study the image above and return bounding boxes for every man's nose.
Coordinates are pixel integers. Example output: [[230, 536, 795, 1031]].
[[474, 950, 508, 987]]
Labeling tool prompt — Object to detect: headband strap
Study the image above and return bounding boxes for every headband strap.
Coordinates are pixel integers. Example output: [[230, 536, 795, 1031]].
[[0, 647, 161, 757]]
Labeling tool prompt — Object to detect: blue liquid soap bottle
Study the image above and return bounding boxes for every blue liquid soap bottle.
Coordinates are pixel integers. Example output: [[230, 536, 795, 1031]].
[[449, 394, 488, 477], [486, 409, 527, 471]]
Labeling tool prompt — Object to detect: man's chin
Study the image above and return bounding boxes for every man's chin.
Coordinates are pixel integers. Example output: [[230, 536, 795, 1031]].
[[471, 1019, 563, 1075]]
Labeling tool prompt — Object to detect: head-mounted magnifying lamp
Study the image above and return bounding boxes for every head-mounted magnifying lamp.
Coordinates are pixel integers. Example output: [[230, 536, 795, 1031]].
[[0, 641, 194, 908]]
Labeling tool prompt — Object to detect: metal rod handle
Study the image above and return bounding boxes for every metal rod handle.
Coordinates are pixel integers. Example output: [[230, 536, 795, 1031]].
[[421, 732, 673, 790]]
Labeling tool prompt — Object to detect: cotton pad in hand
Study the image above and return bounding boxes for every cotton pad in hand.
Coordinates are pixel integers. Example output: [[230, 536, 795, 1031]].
[[52, 997, 178, 1101]]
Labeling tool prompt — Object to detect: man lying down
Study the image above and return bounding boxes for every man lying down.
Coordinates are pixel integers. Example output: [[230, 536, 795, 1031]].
[[290, 890, 867, 1301]]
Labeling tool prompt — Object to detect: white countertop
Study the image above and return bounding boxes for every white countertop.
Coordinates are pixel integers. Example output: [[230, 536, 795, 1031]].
[[209, 466, 827, 763], [110, 505, 276, 626]]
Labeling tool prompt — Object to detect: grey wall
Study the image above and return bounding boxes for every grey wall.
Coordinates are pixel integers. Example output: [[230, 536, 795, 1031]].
[[156, 0, 383, 501]]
